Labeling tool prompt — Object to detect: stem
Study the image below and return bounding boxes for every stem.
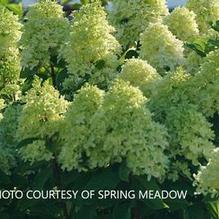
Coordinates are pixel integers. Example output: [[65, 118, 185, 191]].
[[52, 158, 62, 187], [52, 157, 69, 219], [50, 63, 56, 88], [133, 208, 141, 219]]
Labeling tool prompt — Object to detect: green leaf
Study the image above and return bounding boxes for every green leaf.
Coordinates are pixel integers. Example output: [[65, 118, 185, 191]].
[[0, 213, 10, 219], [72, 3, 82, 10], [74, 206, 96, 219], [17, 138, 39, 149], [0, 170, 11, 186], [211, 20, 219, 32], [81, 0, 89, 4], [63, 171, 92, 190], [84, 168, 120, 191], [207, 201, 219, 219], [30, 201, 60, 218], [124, 49, 139, 59], [184, 203, 211, 219], [0, 0, 8, 5], [118, 162, 130, 182], [6, 3, 23, 17], [113, 202, 131, 219], [95, 60, 105, 70], [32, 166, 53, 189], [186, 38, 211, 57], [132, 176, 169, 210]]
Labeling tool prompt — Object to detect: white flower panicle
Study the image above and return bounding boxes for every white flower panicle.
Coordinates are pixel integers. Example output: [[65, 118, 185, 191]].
[[195, 148, 219, 197], [164, 7, 199, 41], [190, 50, 219, 116], [19, 140, 54, 164], [0, 6, 21, 49], [185, 51, 203, 74], [59, 80, 169, 179], [118, 58, 161, 97], [0, 104, 21, 174], [0, 6, 21, 98], [17, 77, 69, 163], [148, 69, 215, 180], [59, 84, 104, 171], [186, 0, 219, 33], [62, 1, 120, 91], [20, 0, 69, 69], [140, 23, 185, 74], [165, 104, 214, 179], [109, 0, 169, 47]]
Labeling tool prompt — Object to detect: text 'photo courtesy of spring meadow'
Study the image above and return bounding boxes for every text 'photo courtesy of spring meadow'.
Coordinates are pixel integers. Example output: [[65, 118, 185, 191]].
[[0, 0, 219, 218]]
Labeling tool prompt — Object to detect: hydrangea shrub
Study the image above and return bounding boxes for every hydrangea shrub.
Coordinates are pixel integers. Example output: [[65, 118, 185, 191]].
[[0, 6, 21, 100], [0, 0, 219, 218]]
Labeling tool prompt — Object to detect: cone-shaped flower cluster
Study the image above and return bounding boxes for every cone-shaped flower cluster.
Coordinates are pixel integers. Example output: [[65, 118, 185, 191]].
[[17, 78, 68, 164], [118, 58, 161, 97], [186, 0, 219, 33], [20, 0, 69, 69], [0, 104, 21, 174], [0, 6, 21, 99], [164, 7, 199, 41], [149, 69, 215, 180], [62, 1, 120, 91], [140, 23, 185, 74], [189, 50, 219, 116], [59, 80, 169, 179], [109, 0, 168, 47]]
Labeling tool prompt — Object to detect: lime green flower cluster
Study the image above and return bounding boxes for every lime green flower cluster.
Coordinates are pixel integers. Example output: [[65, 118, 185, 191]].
[[0, 104, 21, 174], [191, 50, 219, 191], [149, 69, 215, 180], [59, 80, 169, 179], [165, 104, 214, 179], [0, 99, 5, 111], [1, 105, 21, 150], [0, 148, 14, 175], [166, 104, 214, 166], [140, 23, 185, 74], [62, 1, 120, 91], [189, 50, 219, 116], [17, 78, 69, 164], [164, 7, 199, 41], [195, 148, 219, 197], [0, 7, 22, 99], [0, 6, 21, 49], [19, 140, 54, 164], [149, 69, 191, 116], [109, 0, 168, 47], [0, 48, 21, 98], [20, 0, 69, 69], [150, 50, 219, 117], [118, 58, 161, 97], [186, 0, 219, 33], [59, 84, 104, 171]]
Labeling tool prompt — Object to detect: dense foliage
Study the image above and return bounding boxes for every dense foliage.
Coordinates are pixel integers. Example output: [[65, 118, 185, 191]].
[[0, 0, 219, 218]]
